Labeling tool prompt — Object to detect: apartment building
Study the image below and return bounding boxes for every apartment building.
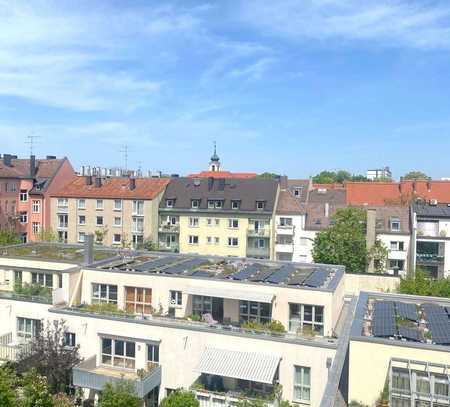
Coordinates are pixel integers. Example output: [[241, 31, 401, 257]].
[[158, 177, 279, 259], [50, 176, 169, 248], [0, 154, 75, 243], [0, 241, 349, 406], [411, 202, 450, 279], [367, 166, 392, 181], [349, 292, 450, 407]]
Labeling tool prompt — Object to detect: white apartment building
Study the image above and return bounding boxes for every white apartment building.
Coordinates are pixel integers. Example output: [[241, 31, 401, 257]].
[[0, 241, 350, 407], [367, 166, 392, 181]]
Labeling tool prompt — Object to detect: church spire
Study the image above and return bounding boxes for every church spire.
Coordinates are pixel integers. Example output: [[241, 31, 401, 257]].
[[209, 141, 221, 172]]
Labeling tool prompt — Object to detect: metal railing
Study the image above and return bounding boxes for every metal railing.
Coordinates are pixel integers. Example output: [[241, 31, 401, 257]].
[[416, 253, 445, 262], [194, 389, 275, 407], [0, 290, 52, 304], [158, 224, 180, 233], [0, 333, 32, 361], [247, 228, 270, 237]]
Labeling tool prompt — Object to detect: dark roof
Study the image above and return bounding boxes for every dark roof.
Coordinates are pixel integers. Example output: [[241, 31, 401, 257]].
[[308, 188, 347, 204], [160, 177, 278, 213], [0, 157, 64, 180], [286, 179, 310, 203], [413, 202, 450, 218], [276, 190, 306, 215], [364, 205, 411, 234], [304, 188, 347, 230]]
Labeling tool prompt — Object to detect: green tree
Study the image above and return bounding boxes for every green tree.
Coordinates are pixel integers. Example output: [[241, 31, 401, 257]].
[[98, 381, 140, 407], [312, 170, 368, 184], [399, 270, 450, 298], [21, 368, 54, 407], [312, 170, 338, 184], [402, 171, 430, 180], [369, 240, 389, 274], [0, 366, 17, 407], [312, 207, 368, 273], [257, 172, 279, 178], [0, 229, 20, 246], [160, 389, 199, 407]]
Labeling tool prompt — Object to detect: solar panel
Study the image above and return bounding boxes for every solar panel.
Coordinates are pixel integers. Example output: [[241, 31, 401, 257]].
[[396, 302, 418, 321], [303, 269, 329, 288], [134, 256, 179, 272], [249, 268, 275, 282], [265, 265, 295, 284], [163, 258, 209, 275], [372, 301, 396, 338], [421, 303, 450, 345], [231, 264, 261, 281], [287, 271, 312, 286], [398, 326, 422, 342], [190, 270, 211, 277]]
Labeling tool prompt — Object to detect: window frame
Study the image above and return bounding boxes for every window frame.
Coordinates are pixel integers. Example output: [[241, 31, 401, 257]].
[[77, 199, 86, 210], [32, 200, 41, 213], [92, 283, 118, 304], [293, 365, 311, 404], [289, 303, 324, 335], [101, 337, 135, 370], [125, 286, 152, 315]]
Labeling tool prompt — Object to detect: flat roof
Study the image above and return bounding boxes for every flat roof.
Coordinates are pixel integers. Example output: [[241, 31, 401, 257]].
[[96, 253, 344, 292], [351, 292, 450, 349]]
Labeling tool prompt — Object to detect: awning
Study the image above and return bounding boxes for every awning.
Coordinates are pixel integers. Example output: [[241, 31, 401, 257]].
[[195, 347, 280, 384], [185, 286, 274, 303]]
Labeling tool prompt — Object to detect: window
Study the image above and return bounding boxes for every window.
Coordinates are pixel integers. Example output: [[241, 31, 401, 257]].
[[280, 217, 293, 226], [113, 234, 121, 244], [294, 187, 303, 197], [239, 301, 271, 324], [31, 272, 53, 288], [214, 237, 220, 245], [416, 373, 430, 394], [32, 200, 40, 213], [64, 332, 76, 347], [132, 217, 144, 233], [92, 284, 118, 304], [58, 214, 68, 228], [193, 295, 212, 316], [392, 368, 410, 392], [20, 233, 27, 243], [228, 219, 239, 228], [77, 199, 86, 210], [389, 259, 405, 271], [132, 200, 144, 215], [101, 338, 135, 369], [165, 235, 176, 247], [434, 375, 449, 397], [170, 290, 182, 306], [78, 232, 86, 243], [208, 200, 215, 209], [165, 199, 174, 208], [57, 198, 68, 208], [228, 237, 239, 247], [189, 217, 199, 227], [215, 200, 223, 208], [96, 216, 103, 226], [19, 211, 27, 224], [7, 182, 16, 192], [78, 215, 86, 225], [20, 189, 28, 202], [256, 201, 265, 210], [390, 241, 405, 251], [206, 218, 213, 226], [191, 199, 200, 208], [114, 217, 122, 227], [14, 271, 22, 286], [231, 200, 240, 210], [289, 304, 324, 335], [17, 317, 41, 340], [96, 199, 103, 210], [255, 238, 265, 248], [390, 217, 401, 232], [215, 218, 220, 226], [125, 287, 152, 315], [147, 344, 160, 367], [32, 222, 41, 235], [207, 236, 212, 245], [188, 235, 199, 245], [114, 199, 122, 211], [294, 366, 311, 403]]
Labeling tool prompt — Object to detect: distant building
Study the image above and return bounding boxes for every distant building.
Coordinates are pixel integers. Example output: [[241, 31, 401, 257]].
[[367, 166, 392, 180]]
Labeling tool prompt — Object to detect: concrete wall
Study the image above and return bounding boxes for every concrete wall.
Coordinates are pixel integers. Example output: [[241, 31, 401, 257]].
[[344, 273, 400, 296]]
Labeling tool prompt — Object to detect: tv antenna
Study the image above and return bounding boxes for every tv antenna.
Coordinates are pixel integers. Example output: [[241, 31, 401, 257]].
[[119, 145, 129, 171], [26, 133, 41, 156]]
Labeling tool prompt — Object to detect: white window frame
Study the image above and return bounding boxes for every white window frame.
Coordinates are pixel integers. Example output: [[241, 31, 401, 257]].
[[170, 290, 182, 307], [101, 337, 135, 370], [189, 217, 199, 227], [228, 219, 239, 229], [114, 199, 122, 211], [78, 232, 86, 243], [19, 189, 28, 202], [293, 366, 311, 404], [96, 216, 104, 226], [92, 283, 118, 304], [19, 211, 28, 224], [191, 199, 200, 209], [17, 317, 41, 340], [114, 216, 122, 227], [96, 199, 104, 210], [256, 201, 265, 210], [113, 234, 122, 244], [231, 200, 240, 210], [188, 235, 199, 245], [32, 200, 40, 213], [228, 237, 239, 247], [78, 199, 86, 210], [390, 217, 401, 232], [78, 215, 86, 225], [132, 200, 144, 216], [57, 198, 68, 208], [289, 303, 324, 335], [132, 216, 144, 233], [166, 199, 174, 208], [32, 222, 41, 235]]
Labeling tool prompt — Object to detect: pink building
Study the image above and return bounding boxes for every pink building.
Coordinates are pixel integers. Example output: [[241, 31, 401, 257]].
[[0, 154, 75, 242]]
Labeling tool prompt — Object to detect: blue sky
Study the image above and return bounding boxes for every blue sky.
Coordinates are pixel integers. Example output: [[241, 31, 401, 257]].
[[1, 0, 450, 179]]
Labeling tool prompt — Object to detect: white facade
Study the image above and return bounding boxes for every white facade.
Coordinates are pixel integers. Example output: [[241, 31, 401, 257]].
[[367, 167, 392, 180], [377, 233, 411, 276]]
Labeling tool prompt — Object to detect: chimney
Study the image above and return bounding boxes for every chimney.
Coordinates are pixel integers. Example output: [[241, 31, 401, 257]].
[[30, 155, 36, 178], [324, 202, 330, 218], [208, 177, 214, 191], [83, 234, 94, 265], [85, 175, 93, 185], [129, 177, 136, 190], [95, 177, 102, 188], [46, 155, 56, 160], [427, 181, 432, 192], [3, 154, 12, 167], [366, 209, 377, 273], [279, 175, 288, 190]]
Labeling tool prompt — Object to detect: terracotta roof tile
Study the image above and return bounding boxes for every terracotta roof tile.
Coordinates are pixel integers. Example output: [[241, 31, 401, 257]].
[[52, 176, 169, 200]]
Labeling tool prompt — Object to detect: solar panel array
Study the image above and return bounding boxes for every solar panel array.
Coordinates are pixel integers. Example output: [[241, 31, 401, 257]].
[[163, 258, 209, 275], [398, 326, 422, 342], [372, 301, 396, 338], [303, 269, 330, 288], [395, 302, 418, 321], [423, 304, 450, 345], [265, 265, 295, 284], [287, 271, 313, 286], [249, 268, 275, 282], [133, 256, 179, 272], [230, 264, 261, 281]]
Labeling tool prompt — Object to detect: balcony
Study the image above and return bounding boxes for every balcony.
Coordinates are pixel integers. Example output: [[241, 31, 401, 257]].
[[416, 253, 445, 263], [56, 206, 68, 213], [246, 246, 270, 259], [276, 224, 294, 235], [0, 332, 31, 362], [193, 389, 275, 407], [275, 242, 293, 253], [247, 228, 270, 238], [73, 356, 161, 398], [158, 224, 180, 233]]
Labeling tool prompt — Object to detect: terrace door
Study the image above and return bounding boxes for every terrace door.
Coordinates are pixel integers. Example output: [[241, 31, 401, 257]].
[[212, 297, 224, 322]]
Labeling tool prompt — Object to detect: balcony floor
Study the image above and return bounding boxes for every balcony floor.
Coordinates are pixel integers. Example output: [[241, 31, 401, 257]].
[[90, 366, 139, 380]]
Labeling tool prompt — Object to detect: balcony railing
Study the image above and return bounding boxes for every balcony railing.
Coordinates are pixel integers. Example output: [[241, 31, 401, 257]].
[[0, 290, 52, 304], [416, 253, 445, 262], [276, 224, 294, 235], [73, 356, 161, 398], [275, 242, 294, 253], [159, 224, 180, 233], [0, 333, 31, 361], [193, 389, 275, 407], [247, 228, 270, 238]]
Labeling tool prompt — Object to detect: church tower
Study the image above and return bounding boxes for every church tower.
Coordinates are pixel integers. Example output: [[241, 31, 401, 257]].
[[208, 142, 221, 172]]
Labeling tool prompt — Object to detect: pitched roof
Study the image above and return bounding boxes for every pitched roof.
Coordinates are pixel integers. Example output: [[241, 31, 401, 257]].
[[187, 171, 257, 179], [308, 188, 347, 204], [363, 205, 410, 234], [276, 190, 306, 215], [0, 158, 64, 179], [346, 182, 403, 205], [160, 177, 278, 212], [52, 176, 169, 200], [304, 202, 346, 230], [413, 202, 450, 218], [401, 180, 450, 203]]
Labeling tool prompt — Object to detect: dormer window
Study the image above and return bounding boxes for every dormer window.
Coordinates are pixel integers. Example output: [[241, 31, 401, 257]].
[[231, 200, 240, 210], [390, 217, 400, 232], [256, 201, 265, 210], [208, 200, 215, 209], [215, 200, 223, 209], [191, 199, 200, 209], [166, 199, 174, 208]]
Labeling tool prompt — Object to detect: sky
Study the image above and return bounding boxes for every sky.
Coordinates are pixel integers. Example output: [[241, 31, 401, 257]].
[[1, 0, 450, 179]]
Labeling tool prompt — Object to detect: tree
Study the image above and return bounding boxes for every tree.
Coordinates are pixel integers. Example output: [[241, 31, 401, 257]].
[[160, 389, 199, 407], [0, 229, 20, 246], [312, 207, 368, 273], [312, 170, 338, 184], [21, 368, 54, 407], [17, 320, 81, 394], [399, 270, 450, 298], [38, 228, 57, 242], [312, 170, 368, 184], [368, 240, 389, 274], [257, 172, 279, 178], [0, 366, 17, 407], [98, 381, 140, 407], [402, 171, 430, 180]]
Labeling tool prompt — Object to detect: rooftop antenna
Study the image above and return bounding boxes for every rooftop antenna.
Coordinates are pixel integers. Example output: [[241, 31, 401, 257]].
[[119, 144, 129, 172], [26, 133, 41, 156]]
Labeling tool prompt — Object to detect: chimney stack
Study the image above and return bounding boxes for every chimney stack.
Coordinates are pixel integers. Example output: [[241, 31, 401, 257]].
[[366, 208, 377, 273], [3, 154, 12, 167], [85, 175, 93, 186], [130, 177, 136, 191], [324, 202, 330, 218], [30, 155, 36, 178], [95, 177, 102, 188], [84, 234, 94, 265]]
